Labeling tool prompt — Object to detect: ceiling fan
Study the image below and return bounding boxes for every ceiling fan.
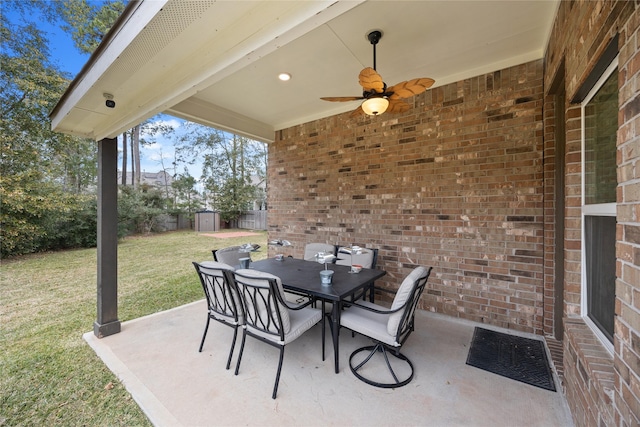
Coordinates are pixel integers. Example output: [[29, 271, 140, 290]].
[[321, 30, 435, 116]]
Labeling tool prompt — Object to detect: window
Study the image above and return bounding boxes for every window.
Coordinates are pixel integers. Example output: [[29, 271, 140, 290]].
[[581, 58, 618, 350]]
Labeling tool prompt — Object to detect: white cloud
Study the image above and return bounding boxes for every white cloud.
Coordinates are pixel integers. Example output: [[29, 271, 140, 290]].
[[143, 142, 162, 150], [141, 117, 183, 138]]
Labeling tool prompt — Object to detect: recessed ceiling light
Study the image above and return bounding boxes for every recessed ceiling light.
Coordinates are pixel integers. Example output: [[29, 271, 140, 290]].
[[278, 73, 291, 81]]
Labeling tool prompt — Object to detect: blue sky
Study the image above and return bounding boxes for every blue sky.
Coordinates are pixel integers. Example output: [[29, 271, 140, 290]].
[[39, 16, 89, 77], [6, 5, 193, 177], [4, 7, 85, 76]]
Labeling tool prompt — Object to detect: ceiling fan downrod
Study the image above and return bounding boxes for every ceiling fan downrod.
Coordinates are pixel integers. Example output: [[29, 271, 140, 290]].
[[367, 30, 382, 71]]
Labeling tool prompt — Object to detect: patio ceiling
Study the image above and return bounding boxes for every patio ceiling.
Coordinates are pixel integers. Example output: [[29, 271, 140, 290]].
[[50, 0, 559, 144]]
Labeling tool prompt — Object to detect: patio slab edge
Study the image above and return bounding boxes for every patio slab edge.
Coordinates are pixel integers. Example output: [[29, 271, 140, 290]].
[[81, 302, 206, 427]]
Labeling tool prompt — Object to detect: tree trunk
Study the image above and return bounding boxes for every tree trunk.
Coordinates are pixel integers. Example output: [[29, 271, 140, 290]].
[[158, 155, 171, 200], [132, 125, 141, 188], [121, 131, 127, 185], [129, 131, 135, 186]]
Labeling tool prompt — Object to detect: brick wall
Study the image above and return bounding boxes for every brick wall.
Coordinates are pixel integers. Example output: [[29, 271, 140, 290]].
[[268, 3, 640, 423], [615, 3, 640, 425], [544, 1, 639, 426], [269, 60, 545, 334]]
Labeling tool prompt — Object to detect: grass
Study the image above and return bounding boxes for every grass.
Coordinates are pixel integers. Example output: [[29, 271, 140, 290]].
[[0, 230, 267, 426]]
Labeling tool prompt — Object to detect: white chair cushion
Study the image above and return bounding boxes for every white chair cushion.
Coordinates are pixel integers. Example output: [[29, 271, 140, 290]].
[[282, 307, 321, 344], [340, 301, 398, 347], [387, 266, 428, 336], [235, 269, 291, 333], [210, 310, 241, 325], [199, 260, 235, 273], [249, 305, 321, 345]]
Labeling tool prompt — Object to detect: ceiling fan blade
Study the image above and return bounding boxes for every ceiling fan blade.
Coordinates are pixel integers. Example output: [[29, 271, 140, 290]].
[[359, 67, 385, 93], [388, 77, 435, 99], [320, 96, 364, 102], [387, 99, 411, 114], [349, 105, 364, 117]]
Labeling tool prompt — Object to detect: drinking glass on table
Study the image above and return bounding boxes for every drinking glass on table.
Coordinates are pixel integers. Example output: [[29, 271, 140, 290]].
[[348, 244, 361, 273]]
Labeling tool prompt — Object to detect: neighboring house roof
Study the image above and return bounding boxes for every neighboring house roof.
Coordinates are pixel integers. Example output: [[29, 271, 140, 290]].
[[117, 171, 173, 188], [49, 1, 559, 143]]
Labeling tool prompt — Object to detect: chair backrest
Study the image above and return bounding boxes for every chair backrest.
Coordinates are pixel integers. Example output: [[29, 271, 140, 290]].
[[387, 266, 432, 343], [213, 246, 248, 266], [304, 243, 336, 261], [193, 261, 242, 323], [336, 247, 378, 269], [233, 270, 291, 341]]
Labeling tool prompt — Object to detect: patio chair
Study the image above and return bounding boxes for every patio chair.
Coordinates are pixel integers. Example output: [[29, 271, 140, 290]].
[[233, 269, 322, 399], [192, 261, 243, 370], [336, 246, 378, 269], [336, 247, 379, 302], [213, 245, 248, 266], [303, 242, 336, 261], [296, 242, 336, 307], [339, 266, 432, 388]]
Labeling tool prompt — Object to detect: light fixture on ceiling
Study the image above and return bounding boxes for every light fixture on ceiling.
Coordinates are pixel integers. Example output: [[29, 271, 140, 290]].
[[320, 30, 434, 117], [361, 97, 389, 115], [278, 73, 291, 81]]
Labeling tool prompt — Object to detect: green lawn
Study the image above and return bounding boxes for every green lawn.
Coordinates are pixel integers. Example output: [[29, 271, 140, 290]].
[[0, 230, 267, 426]]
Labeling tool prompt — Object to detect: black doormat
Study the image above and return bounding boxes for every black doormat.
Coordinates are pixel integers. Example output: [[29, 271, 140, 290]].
[[466, 327, 556, 392]]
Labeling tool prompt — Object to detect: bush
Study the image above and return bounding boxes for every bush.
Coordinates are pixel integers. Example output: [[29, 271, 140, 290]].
[[117, 185, 168, 235], [1, 181, 177, 258], [0, 179, 98, 257], [44, 196, 98, 250]]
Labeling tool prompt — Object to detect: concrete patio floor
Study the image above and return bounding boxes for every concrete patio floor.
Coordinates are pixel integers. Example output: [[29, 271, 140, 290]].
[[84, 300, 574, 427]]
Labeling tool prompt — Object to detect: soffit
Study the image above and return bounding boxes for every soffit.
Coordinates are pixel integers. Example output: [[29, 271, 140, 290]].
[[51, 0, 559, 143]]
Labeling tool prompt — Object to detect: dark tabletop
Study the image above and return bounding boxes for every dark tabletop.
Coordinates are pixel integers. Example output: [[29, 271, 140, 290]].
[[250, 257, 386, 302]]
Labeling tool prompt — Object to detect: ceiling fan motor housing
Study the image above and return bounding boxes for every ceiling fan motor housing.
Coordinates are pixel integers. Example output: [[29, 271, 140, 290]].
[[367, 30, 382, 45]]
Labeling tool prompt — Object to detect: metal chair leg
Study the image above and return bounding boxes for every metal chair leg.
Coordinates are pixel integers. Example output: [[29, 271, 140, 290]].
[[349, 343, 415, 388], [273, 347, 285, 399], [199, 316, 211, 352], [234, 332, 247, 376], [379, 345, 400, 384], [226, 326, 239, 370], [352, 343, 380, 371], [322, 301, 326, 361]]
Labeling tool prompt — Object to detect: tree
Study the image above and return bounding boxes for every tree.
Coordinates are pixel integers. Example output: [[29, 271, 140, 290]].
[[171, 169, 202, 223], [121, 130, 127, 185], [140, 118, 177, 196], [118, 185, 167, 234], [1, 6, 98, 256], [50, 133, 97, 193], [51, 0, 126, 55], [132, 124, 141, 187], [51, 0, 148, 191], [176, 125, 267, 223]]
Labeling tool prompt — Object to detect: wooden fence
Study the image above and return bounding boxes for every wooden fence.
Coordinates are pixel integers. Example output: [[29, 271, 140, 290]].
[[237, 210, 267, 230], [157, 213, 193, 231]]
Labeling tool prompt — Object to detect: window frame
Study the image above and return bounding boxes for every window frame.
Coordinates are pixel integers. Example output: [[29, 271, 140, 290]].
[[579, 57, 618, 355]]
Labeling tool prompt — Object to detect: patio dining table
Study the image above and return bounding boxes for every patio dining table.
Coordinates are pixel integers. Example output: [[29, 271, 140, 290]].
[[249, 257, 386, 373]]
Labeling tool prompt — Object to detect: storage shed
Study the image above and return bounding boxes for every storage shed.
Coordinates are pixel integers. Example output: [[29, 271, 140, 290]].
[[194, 211, 219, 233]]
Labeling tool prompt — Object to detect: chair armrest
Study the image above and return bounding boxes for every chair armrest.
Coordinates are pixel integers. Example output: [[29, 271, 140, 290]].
[[274, 291, 315, 311], [343, 299, 405, 315], [371, 286, 395, 296]]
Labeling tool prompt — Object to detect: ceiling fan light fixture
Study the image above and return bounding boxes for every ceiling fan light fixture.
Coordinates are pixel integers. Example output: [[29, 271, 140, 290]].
[[320, 27, 433, 118], [361, 97, 389, 115]]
